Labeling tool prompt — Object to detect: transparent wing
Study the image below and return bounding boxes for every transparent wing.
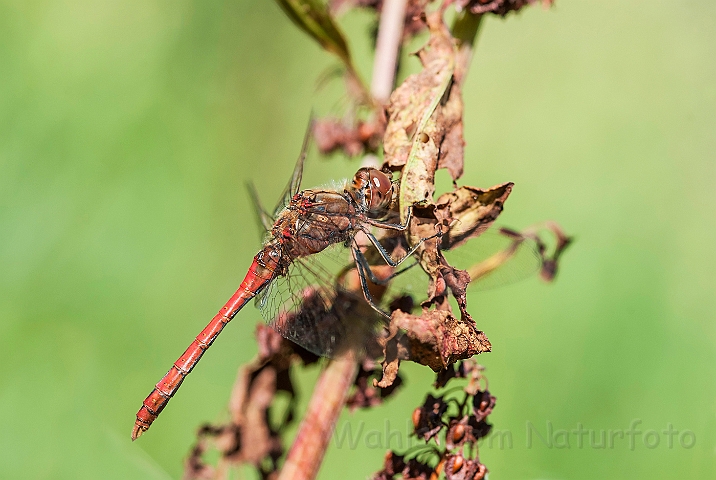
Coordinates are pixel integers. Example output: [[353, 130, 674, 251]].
[[245, 118, 314, 238], [443, 227, 543, 291], [246, 181, 274, 237], [255, 240, 383, 358], [271, 119, 313, 218], [382, 227, 543, 309]]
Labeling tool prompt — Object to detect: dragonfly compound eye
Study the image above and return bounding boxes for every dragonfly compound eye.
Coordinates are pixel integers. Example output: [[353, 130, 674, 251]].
[[367, 169, 393, 211]]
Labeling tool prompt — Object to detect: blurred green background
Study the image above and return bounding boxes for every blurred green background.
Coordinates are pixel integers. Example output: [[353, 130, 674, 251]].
[[1, 1, 714, 478]]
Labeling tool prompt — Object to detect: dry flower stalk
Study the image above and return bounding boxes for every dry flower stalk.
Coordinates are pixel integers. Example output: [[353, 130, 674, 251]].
[[183, 2, 570, 479]]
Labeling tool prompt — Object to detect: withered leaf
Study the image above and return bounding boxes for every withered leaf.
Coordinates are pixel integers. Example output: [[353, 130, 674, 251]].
[[389, 309, 491, 372], [437, 183, 513, 251], [384, 11, 463, 221]]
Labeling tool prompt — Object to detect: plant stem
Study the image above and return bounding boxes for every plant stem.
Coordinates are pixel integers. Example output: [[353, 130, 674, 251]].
[[371, 0, 408, 103], [277, 349, 358, 480]]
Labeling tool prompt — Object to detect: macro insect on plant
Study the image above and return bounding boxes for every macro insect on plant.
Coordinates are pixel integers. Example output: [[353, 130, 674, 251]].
[[134, 1, 568, 479]]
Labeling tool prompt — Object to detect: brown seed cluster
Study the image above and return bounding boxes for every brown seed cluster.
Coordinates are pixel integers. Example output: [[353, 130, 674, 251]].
[[372, 360, 493, 480]]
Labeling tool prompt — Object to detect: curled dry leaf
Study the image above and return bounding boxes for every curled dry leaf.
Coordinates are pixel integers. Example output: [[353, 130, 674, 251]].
[[377, 310, 490, 385], [436, 183, 513, 250], [421, 182, 514, 311], [384, 10, 462, 203]]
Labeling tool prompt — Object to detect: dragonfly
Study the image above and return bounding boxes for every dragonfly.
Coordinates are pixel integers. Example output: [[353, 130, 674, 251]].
[[131, 133, 439, 440], [131, 132, 542, 441]]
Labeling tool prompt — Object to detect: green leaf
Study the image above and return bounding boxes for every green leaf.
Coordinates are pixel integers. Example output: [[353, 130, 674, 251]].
[[274, 0, 353, 67]]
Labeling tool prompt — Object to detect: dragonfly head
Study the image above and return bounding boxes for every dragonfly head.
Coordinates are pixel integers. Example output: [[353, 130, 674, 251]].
[[349, 168, 394, 212]]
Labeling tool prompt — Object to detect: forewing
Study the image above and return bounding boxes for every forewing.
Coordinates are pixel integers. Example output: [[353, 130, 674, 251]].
[[272, 119, 314, 217], [246, 181, 275, 237]]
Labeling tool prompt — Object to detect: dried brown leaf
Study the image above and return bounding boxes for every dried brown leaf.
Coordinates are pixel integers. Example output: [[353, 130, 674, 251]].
[[384, 10, 460, 201], [387, 309, 491, 372], [437, 183, 513, 251]]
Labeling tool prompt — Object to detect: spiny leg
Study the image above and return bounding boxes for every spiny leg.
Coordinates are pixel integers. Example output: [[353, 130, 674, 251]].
[[351, 246, 391, 319], [352, 245, 419, 286], [362, 205, 414, 231], [358, 224, 442, 268]]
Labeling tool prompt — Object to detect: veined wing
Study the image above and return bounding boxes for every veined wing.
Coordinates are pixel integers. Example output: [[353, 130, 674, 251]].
[[443, 227, 542, 291], [382, 226, 543, 309], [246, 119, 315, 238], [255, 238, 384, 358], [272, 119, 313, 218]]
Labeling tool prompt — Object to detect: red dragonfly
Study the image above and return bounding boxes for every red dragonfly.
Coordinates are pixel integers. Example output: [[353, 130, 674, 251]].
[[131, 135, 436, 440], [131, 132, 542, 440]]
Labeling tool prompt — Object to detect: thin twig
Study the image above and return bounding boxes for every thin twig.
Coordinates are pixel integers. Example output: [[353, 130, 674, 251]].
[[371, 0, 408, 103]]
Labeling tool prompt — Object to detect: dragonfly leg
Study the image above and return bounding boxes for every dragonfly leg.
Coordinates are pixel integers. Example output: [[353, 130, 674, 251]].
[[352, 246, 391, 319], [362, 205, 414, 231], [358, 224, 442, 268], [352, 245, 419, 286]]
